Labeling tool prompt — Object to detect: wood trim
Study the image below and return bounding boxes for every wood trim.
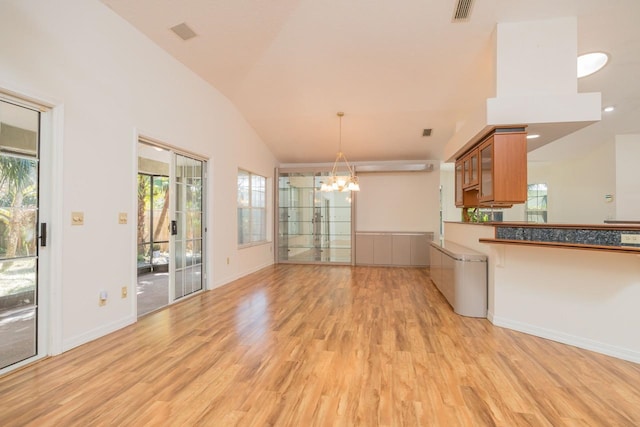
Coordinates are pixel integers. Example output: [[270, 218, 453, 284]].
[[479, 238, 640, 254]]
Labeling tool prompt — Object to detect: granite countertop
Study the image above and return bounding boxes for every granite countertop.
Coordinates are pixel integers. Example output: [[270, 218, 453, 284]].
[[478, 223, 640, 253], [445, 221, 640, 231]]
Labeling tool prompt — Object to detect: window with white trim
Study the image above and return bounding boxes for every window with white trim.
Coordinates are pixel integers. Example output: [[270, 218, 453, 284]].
[[237, 169, 267, 245], [526, 183, 548, 223]]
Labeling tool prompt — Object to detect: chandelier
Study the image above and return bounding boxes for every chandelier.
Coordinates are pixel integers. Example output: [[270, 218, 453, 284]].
[[320, 112, 360, 192]]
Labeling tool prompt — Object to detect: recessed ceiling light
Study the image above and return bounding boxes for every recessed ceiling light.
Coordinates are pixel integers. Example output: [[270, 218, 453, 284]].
[[603, 106, 615, 112], [577, 52, 609, 78], [526, 134, 540, 139]]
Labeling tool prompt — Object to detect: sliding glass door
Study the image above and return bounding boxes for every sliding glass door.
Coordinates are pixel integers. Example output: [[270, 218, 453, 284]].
[[137, 144, 206, 315]]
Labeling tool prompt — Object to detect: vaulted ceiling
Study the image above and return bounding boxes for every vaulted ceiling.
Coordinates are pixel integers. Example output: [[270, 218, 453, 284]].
[[101, 0, 640, 164]]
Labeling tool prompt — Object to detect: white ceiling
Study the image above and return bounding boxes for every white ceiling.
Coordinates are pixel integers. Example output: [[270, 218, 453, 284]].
[[101, 0, 640, 164]]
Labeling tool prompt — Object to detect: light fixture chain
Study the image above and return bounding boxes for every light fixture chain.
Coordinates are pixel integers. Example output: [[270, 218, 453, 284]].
[[338, 112, 343, 154]]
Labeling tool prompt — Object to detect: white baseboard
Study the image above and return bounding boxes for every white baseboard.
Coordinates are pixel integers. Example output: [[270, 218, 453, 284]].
[[63, 262, 276, 352], [62, 315, 136, 352], [490, 315, 640, 364], [212, 261, 274, 290]]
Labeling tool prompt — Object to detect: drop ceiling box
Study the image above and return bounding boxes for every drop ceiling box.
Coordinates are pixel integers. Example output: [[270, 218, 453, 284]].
[[445, 17, 602, 162]]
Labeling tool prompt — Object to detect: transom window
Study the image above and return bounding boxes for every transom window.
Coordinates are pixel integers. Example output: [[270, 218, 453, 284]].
[[237, 169, 266, 245]]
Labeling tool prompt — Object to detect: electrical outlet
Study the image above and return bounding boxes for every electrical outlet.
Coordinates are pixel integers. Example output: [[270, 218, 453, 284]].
[[121, 286, 128, 298], [118, 212, 127, 224], [621, 234, 640, 244], [99, 297, 107, 307], [226, 257, 230, 265]]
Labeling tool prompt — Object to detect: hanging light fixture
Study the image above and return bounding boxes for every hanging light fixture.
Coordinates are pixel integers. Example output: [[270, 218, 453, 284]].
[[320, 112, 360, 192]]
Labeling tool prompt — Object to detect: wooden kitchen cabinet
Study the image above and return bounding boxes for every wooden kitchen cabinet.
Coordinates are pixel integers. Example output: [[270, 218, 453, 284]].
[[478, 130, 527, 205], [454, 126, 527, 210]]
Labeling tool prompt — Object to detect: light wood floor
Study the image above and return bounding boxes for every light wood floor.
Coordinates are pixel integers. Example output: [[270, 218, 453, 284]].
[[1, 265, 639, 426]]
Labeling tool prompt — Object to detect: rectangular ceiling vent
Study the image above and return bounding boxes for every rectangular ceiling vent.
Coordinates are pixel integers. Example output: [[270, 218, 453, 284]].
[[452, 0, 475, 22], [170, 22, 198, 41]]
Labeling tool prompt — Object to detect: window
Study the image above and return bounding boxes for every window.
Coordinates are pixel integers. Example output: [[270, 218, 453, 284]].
[[238, 169, 267, 245], [526, 183, 548, 223]]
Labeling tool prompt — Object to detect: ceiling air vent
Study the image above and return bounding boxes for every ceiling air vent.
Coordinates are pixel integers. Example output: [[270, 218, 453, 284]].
[[170, 22, 198, 41], [452, 0, 475, 22]]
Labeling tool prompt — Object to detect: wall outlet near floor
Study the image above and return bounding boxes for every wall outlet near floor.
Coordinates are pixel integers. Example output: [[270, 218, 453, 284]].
[[620, 234, 640, 244], [121, 286, 128, 298], [226, 257, 230, 265]]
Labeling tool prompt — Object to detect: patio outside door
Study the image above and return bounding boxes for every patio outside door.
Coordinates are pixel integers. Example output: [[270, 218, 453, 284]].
[[0, 100, 42, 370]]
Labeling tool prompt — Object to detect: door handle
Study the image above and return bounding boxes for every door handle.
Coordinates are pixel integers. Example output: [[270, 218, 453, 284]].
[[171, 220, 178, 235], [40, 223, 47, 247]]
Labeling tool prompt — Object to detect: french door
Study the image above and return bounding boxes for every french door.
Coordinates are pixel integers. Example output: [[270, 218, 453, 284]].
[[137, 143, 205, 315], [0, 99, 44, 370]]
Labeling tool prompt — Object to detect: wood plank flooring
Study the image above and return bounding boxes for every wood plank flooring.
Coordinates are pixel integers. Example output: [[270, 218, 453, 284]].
[[1, 265, 639, 426]]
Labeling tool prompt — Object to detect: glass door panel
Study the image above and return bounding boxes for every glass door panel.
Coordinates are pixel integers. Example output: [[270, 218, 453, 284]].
[[173, 154, 205, 300], [137, 174, 170, 273], [136, 143, 170, 316], [0, 100, 40, 370], [318, 190, 352, 263]]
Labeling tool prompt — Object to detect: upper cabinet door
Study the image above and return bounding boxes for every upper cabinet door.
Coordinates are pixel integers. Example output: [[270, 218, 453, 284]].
[[470, 150, 479, 186], [455, 160, 463, 206], [462, 149, 479, 189], [478, 132, 528, 204], [479, 138, 494, 201]]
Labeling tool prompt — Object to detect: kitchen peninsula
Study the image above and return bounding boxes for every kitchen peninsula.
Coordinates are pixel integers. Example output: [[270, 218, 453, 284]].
[[442, 221, 640, 363]]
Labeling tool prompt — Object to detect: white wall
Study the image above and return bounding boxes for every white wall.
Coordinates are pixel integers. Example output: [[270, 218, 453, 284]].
[[615, 134, 640, 220], [0, 0, 277, 353], [355, 171, 440, 237], [491, 244, 640, 363], [439, 166, 461, 226], [501, 139, 617, 223], [533, 140, 616, 223]]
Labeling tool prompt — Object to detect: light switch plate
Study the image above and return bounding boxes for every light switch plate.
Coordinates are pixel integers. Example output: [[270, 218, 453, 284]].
[[118, 212, 127, 224], [71, 211, 84, 226]]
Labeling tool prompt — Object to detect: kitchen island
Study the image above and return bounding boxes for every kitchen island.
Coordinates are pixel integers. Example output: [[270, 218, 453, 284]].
[[443, 221, 640, 363]]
